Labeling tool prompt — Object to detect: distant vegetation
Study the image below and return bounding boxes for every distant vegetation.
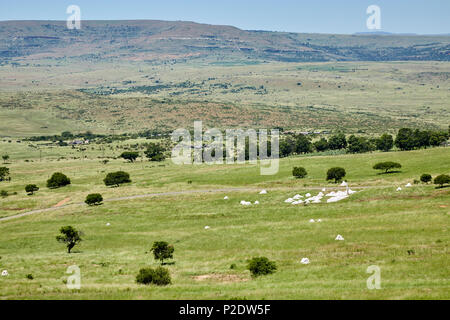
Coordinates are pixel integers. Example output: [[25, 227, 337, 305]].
[[47, 172, 71, 189]]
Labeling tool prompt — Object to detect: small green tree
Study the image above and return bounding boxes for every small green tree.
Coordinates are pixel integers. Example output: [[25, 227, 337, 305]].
[[120, 151, 139, 163], [2, 155, 9, 164], [85, 193, 103, 206], [326, 167, 346, 183], [145, 143, 166, 162], [0, 167, 10, 181], [434, 174, 450, 188], [47, 172, 71, 189], [373, 162, 402, 174], [150, 241, 174, 265], [247, 257, 277, 277], [420, 174, 432, 184], [25, 184, 39, 195], [56, 226, 82, 253], [292, 167, 307, 179], [104, 171, 131, 187], [136, 267, 171, 286]]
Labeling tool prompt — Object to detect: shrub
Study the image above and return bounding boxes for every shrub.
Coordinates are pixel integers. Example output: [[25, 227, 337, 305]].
[[25, 184, 39, 195], [136, 267, 171, 286], [150, 241, 174, 264], [56, 226, 82, 253], [326, 167, 346, 183], [434, 174, 450, 188], [0, 190, 8, 197], [420, 174, 432, 184], [145, 143, 166, 161], [247, 257, 277, 277], [85, 193, 103, 206], [26, 274, 34, 280], [2, 155, 9, 163], [104, 171, 131, 187], [47, 172, 71, 189], [292, 167, 307, 179], [0, 167, 10, 181], [120, 151, 139, 163], [373, 162, 402, 174]]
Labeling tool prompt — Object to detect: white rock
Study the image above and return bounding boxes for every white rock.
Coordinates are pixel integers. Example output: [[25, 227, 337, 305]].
[[254, 201, 260, 205], [259, 190, 267, 194], [340, 181, 348, 187], [285, 198, 294, 203], [335, 234, 345, 241], [322, 188, 326, 192], [317, 219, 322, 222], [240, 201, 252, 206], [293, 194, 303, 200], [309, 219, 315, 223], [300, 258, 310, 265], [348, 189, 357, 195], [396, 187, 402, 191], [305, 193, 311, 197], [204, 226, 210, 230], [224, 196, 229, 200], [106, 223, 111, 226], [405, 183, 412, 187], [1, 270, 8, 276]]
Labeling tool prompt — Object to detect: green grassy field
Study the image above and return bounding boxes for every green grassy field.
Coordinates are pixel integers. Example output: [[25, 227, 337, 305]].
[[0, 144, 448, 299]]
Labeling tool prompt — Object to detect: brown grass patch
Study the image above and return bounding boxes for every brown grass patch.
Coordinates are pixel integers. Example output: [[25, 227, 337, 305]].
[[192, 273, 249, 283]]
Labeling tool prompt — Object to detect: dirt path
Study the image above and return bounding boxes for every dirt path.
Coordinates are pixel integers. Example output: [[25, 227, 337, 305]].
[[0, 185, 397, 223]]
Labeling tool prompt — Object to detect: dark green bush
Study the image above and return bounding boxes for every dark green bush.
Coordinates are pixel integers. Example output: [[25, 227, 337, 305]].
[[47, 172, 71, 189], [434, 174, 450, 188], [373, 162, 402, 174], [420, 174, 432, 184], [25, 184, 39, 195], [136, 267, 171, 286], [326, 167, 346, 183], [104, 171, 131, 187], [292, 167, 307, 179], [85, 193, 103, 206], [247, 257, 277, 277]]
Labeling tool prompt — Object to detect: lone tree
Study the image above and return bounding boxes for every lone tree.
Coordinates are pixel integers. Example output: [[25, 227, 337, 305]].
[[145, 143, 166, 162], [434, 174, 450, 188], [373, 162, 402, 174], [104, 171, 131, 187], [150, 241, 174, 265], [85, 193, 103, 206], [47, 172, 71, 189], [2, 155, 9, 164], [120, 151, 139, 163], [292, 167, 307, 179], [56, 226, 82, 253], [326, 167, 346, 183], [0, 167, 10, 181], [420, 174, 432, 184], [25, 184, 39, 195], [247, 257, 277, 278]]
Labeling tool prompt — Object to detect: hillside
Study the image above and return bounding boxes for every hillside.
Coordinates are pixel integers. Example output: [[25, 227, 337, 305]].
[[1, 20, 450, 63]]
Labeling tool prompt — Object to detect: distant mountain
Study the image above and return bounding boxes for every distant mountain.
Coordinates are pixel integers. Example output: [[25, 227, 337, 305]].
[[0, 20, 449, 63]]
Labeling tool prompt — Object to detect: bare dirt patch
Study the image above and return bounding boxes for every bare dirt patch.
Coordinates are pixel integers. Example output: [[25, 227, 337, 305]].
[[53, 198, 71, 208]]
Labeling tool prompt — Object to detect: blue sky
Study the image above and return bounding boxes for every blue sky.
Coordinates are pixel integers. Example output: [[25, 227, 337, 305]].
[[1, 0, 449, 34]]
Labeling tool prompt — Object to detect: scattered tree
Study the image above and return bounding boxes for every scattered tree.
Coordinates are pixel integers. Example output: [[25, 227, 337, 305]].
[[294, 134, 312, 154], [136, 267, 171, 286], [145, 143, 166, 161], [85, 193, 103, 206], [420, 174, 432, 184], [150, 241, 174, 265], [434, 174, 450, 188], [326, 167, 346, 183], [0, 167, 10, 181], [25, 184, 39, 195], [56, 226, 82, 253], [292, 167, 307, 179], [247, 257, 277, 277], [120, 151, 139, 163], [47, 172, 71, 189], [2, 155, 9, 164], [314, 138, 329, 152], [373, 162, 402, 174], [104, 171, 131, 187], [328, 133, 347, 150]]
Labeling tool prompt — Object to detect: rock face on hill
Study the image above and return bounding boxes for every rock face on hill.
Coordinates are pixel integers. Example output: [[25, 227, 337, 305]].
[[0, 20, 449, 63]]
